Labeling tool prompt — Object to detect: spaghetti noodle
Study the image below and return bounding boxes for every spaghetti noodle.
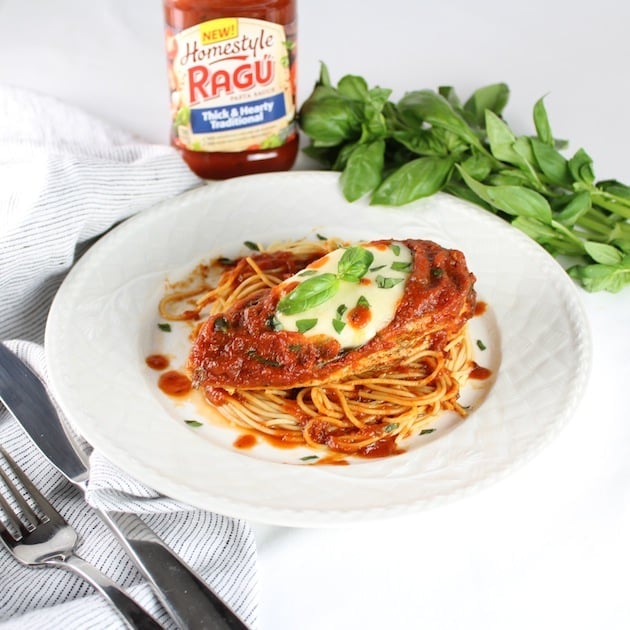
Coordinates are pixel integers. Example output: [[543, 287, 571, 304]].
[[159, 238, 476, 459]]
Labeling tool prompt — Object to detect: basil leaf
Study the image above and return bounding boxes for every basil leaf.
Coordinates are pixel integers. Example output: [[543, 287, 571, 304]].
[[533, 96, 554, 146], [568, 148, 595, 186], [568, 259, 630, 293], [463, 83, 510, 128], [530, 137, 571, 186], [337, 74, 369, 100], [340, 139, 385, 202], [357, 295, 370, 307], [397, 90, 482, 148], [299, 88, 363, 147], [296, 318, 318, 333], [243, 240, 260, 251], [458, 166, 552, 223], [337, 246, 374, 282], [584, 242, 624, 265], [376, 275, 404, 289], [391, 261, 412, 272], [158, 322, 172, 332], [277, 273, 340, 314], [371, 156, 455, 206], [556, 192, 591, 226], [332, 319, 346, 333]]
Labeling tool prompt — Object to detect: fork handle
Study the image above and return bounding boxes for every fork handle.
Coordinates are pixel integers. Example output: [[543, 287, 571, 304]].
[[48, 554, 164, 630], [98, 510, 249, 629]]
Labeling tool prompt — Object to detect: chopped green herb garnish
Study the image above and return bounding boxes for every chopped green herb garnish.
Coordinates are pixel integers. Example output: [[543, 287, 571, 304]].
[[419, 428, 436, 435], [243, 240, 260, 251], [384, 422, 399, 433], [376, 275, 404, 289], [246, 350, 282, 367], [316, 233, 328, 241], [218, 256, 236, 266], [268, 315, 283, 331], [476, 339, 487, 351], [158, 322, 172, 332], [332, 318, 346, 333], [391, 261, 412, 272], [431, 267, 444, 278], [213, 316, 229, 332], [296, 318, 318, 333], [357, 295, 370, 307], [185, 420, 203, 428], [299, 269, 318, 277], [390, 243, 401, 256], [369, 264, 386, 272], [336, 303, 348, 317], [300, 455, 319, 461]]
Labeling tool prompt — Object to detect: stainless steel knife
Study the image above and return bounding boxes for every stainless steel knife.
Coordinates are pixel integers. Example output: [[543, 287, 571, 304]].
[[0, 342, 248, 630]]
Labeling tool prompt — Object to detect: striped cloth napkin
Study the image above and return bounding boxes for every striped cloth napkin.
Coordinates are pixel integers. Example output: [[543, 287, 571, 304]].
[[0, 85, 259, 629]]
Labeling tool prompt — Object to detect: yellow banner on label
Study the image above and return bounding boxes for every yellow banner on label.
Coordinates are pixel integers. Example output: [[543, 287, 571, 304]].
[[200, 18, 238, 45]]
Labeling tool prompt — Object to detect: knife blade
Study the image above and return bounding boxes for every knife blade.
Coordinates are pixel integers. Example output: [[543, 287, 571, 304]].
[[0, 342, 248, 630]]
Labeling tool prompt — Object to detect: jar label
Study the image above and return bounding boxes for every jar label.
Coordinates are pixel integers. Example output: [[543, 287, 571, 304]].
[[165, 17, 297, 153]]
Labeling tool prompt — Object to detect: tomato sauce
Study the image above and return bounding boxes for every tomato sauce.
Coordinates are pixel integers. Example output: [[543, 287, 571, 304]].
[[469, 363, 492, 380], [347, 304, 371, 329], [158, 370, 193, 396], [146, 354, 170, 370], [234, 433, 258, 449], [163, 0, 298, 179], [474, 300, 487, 316]]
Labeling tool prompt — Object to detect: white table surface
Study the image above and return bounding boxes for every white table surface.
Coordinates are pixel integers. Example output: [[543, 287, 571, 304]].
[[2, 1, 629, 628]]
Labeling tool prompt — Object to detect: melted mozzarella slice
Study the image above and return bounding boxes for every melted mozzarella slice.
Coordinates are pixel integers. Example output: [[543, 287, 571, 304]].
[[275, 241, 412, 348]]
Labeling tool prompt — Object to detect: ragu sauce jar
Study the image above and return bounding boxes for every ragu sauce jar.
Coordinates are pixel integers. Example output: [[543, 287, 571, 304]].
[[163, 0, 298, 179]]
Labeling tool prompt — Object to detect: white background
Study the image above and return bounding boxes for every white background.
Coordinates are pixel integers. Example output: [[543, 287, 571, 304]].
[[1, 1, 629, 628]]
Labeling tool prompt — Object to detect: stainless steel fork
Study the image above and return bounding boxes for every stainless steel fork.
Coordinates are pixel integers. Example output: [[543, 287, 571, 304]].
[[0, 447, 164, 629]]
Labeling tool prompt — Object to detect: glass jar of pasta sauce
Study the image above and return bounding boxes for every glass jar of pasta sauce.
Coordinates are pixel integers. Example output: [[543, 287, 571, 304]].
[[163, 0, 298, 179]]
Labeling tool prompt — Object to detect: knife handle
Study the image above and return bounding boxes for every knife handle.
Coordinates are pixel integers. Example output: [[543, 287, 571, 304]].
[[97, 509, 249, 630]]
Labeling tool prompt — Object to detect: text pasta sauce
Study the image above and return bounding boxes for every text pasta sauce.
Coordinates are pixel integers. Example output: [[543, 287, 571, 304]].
[[163, 0, 298, 179]]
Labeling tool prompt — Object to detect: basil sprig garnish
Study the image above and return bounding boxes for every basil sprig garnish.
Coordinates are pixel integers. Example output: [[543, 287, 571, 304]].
[[277, 273, 340, 315], [277, 244, 409, 319], [337, 246, 374, 282]]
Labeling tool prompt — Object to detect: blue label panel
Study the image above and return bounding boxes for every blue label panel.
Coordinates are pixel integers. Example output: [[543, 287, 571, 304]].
[[190, 93, 287, 134]]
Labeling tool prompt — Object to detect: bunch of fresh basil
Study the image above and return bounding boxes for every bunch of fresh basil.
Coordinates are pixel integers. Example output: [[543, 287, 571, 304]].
[[298, 63, 630, 292]]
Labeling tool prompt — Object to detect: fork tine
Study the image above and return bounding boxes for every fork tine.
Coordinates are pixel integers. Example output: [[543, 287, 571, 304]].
[[0, 447, 44, 531], [0, 488, 24, 538]]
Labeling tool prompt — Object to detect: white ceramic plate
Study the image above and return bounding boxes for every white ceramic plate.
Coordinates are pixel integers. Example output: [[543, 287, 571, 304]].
[[45, 171, 591, 527]]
